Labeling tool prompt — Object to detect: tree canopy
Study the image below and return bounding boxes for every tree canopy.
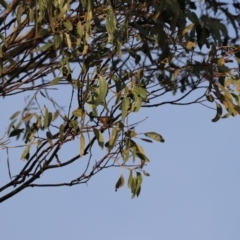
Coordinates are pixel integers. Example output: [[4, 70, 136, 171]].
[[0, 0, 240, 202]]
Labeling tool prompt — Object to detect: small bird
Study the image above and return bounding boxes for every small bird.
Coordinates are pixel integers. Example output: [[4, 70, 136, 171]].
[[97, 116, 114, 126]]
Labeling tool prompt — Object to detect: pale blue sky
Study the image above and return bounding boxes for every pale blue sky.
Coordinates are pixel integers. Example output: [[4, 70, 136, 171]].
[[1, 89, 240, 240]]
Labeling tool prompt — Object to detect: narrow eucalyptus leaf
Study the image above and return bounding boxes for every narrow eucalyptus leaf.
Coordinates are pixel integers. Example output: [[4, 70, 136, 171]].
[[80, 133, 85, 157], [115, 174, 124, 191], [21, 145, 30, 160], [145, 132, 165, 142], [212, 103, 222, 122]]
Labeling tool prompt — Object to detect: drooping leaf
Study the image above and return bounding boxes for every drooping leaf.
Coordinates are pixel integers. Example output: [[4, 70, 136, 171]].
[[115, 174, 124, 191], [121, 97, 130, 121], [21, 145, 30, 160], [44, 108, 52, 129], [93, 128, 104, 149], [108, 127, 118, 151], [212, 102, 223, 122], [136, 152, 150, 162], [80, 133, 85, 157], [135, 172, 142, 197], [89, 76, 108, 105], [46, 131, 53, 147], [128, 170, 133, 188]]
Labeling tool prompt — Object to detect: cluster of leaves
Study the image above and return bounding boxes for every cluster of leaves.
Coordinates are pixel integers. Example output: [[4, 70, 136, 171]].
[[0, 0, 240, 202]]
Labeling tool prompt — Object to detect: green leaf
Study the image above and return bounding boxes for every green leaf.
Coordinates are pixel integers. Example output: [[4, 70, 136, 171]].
[[77, 21, 84, 38], [50, 77, 62, 85], [136, 186, 141, 197], [128, 170, 133, 188], [206, 94, 214, 102], [136, 152, 150, 162], [10, 111, 20, 120], [52, 111, 59, 122], [121, 97, 130, 121], [59, 124, 64, 142], [63, 20, 73, 31], [144, 132, 165, 142], [115, 174, 124, 191], [22, 113, 33, 122], [72, 108, 82, 118], [80, 133, 85, 157], [135, 172, 142, 197], [53, 34, 61, 49], [182, 23, 195, 35], [33, 43, 53, 52], [133, 86, 147, 99], [125, 130, 137, 138], [21, 145, 30, 160], [212, 102, 222, 122], [131, 176, 136, 196], [131, 92, 142, 112], [89, 76, 108, 105], [64, 33, 72, 49], [44, 108, 52, 128], [93, 128, 104, 149], [46, 131, 53, 146], [121, 148, 129, 162], [108, 127, 118, 151]]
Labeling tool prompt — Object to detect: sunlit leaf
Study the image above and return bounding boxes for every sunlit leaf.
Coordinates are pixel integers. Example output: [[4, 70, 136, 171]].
[[182, 23, 195, 35], [80, 133, 85, 157]]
